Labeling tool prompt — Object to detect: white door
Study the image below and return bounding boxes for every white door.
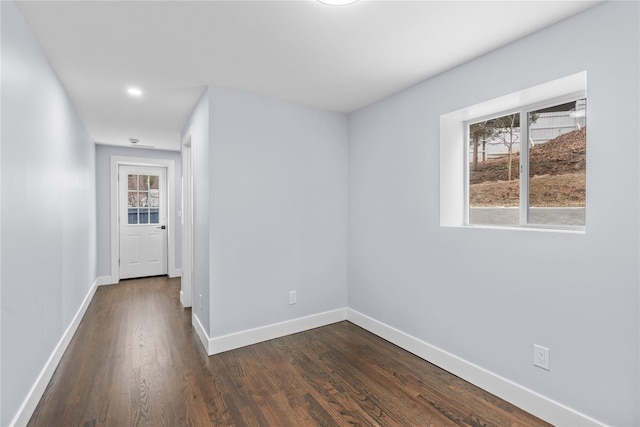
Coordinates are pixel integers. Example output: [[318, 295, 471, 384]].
[[119, 165, 168, 279]]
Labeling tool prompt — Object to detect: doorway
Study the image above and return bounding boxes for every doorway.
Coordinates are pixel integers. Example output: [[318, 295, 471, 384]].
[[109, 156, 178, 284], [118, 165, 168, 279]]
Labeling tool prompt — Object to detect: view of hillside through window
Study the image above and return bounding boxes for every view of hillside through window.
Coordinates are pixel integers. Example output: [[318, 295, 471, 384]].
[[468, 98, 586, 227]]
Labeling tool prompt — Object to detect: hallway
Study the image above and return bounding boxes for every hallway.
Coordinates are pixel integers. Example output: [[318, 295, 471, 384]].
[[28, 277, 548, 426]]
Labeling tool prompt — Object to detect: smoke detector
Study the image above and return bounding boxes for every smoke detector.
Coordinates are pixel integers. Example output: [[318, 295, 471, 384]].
[[128, 138, 155, 149]]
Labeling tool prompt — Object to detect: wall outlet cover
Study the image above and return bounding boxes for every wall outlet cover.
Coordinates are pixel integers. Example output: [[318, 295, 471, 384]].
[[533, 344, 550, 370]]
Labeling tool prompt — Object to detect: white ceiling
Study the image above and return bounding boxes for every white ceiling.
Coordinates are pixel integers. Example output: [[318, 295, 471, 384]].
[[15, 0, 601, 151]]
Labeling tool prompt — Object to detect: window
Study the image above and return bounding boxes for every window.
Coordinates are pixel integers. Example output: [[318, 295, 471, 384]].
[[127, 174, 160, 225], [439, 71, 587, 231], [467, 98, 586, 228]]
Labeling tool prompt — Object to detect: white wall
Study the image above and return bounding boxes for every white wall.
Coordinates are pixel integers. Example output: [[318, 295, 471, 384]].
[[348, 2, 638, 426], [0, 2, 97, 424], [207, 87, 348, 338], [95, 145, 182, 279], [181, 91, 211, 335]]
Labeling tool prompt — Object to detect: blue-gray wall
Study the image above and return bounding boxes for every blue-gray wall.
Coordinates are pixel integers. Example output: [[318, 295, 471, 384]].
[[182, 87, 349, 339], [95, 144, 182, 278], [207, 87, 349, 337], [181, 91, 211, 335], [348, 2, 639, 425], [1, 2, 97, 424]]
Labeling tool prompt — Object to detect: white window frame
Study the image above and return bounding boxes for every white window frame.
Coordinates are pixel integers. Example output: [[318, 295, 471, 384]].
[[440, 71, 587, 233]]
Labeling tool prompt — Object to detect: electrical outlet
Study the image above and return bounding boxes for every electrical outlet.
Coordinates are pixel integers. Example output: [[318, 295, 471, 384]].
[[289, 291, 297, 305], [533, 344, 550, 370]]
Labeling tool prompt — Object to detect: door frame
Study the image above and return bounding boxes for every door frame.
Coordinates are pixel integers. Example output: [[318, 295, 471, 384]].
[[118, 164, 168, 279], [109, 155, 178, 283]]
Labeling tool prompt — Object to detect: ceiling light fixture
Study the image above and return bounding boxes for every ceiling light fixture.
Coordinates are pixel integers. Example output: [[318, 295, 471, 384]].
[[317, 0, 359, 6], [127, 87, 143, 97]]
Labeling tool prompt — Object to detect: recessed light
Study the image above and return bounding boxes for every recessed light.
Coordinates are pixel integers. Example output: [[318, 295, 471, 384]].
[[317, 0, 359, 5], [127, 87, 143, 97]]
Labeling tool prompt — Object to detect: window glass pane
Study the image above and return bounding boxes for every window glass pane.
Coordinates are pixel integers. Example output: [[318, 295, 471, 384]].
[[128, 174, 138, 190], [149, 189, 159, 207], [139, 208, 149, 224], [468, 113, 521, 226], [528, 99, 586, 226], [128, 191, 139, 207], [150, 208, 159, 224], [139, 175, 149, 191], [138, 191, 148, 207], [128, 208, 138, 224], [149, 175, 159, 190]]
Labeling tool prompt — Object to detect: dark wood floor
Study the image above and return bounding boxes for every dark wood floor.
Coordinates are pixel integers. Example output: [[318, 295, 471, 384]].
[[28, 276, 550, 426]]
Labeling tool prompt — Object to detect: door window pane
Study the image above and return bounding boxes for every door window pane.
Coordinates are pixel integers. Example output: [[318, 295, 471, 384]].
[[149, 189, 159, 207], [128, 208, 138, 224], [149, 175, 159, 190], [139, 175, 149, 190], [125, 172, 162, 226], [128, 174, 137, 190], [150, 208, 159, 224], [128, 191, 139, 207], [139, 208, 149, 224], [138, 192, 148, 207]]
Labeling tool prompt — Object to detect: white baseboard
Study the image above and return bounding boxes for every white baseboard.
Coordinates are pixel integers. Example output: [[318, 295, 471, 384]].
[[98, 272, 183, 285], [10, 279, 99, 427], [192, 312, 210, 354], [180, 290, 189, 308], [346, 308, 604, 427], [95, 275, 118, 286], [200, 308, 348, 356]]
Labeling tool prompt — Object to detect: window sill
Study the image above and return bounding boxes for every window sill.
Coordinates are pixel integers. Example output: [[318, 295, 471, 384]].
[[445, 223, 586, 234]]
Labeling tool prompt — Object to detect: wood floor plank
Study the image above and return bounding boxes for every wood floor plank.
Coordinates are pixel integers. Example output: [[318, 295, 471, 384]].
[[28, 276, 551, 427]]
